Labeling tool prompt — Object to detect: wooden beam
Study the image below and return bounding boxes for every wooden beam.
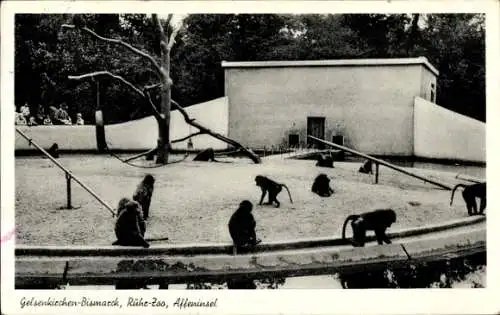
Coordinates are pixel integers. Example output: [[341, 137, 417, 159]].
[[308, 136, 452, 190]]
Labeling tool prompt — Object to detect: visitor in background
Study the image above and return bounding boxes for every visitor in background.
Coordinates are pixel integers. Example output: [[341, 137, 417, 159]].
[[43, 115, 53, 125], [28, 116, 38, 126], [76, 113, 85, 125], [20, 102, 30, 119], [35, 104, 45, 125], [54, 104, 72, 125], [15, 112, 27, 125]]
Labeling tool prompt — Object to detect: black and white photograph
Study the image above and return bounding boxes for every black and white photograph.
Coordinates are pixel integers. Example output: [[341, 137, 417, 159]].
[[1, 1, 498, 314]]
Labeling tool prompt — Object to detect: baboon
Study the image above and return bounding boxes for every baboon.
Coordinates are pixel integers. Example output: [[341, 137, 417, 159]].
[[228, 200, 261, 253], [311, 174, 334, 197], [193, 148, 216, 161], [47, 143, 59, 158], [133, 174, 155, 220], [255, 175, 293, 208], [112, 199, 149, 248], [342, 209, 396, 247], [145, 151, 155, 161], [116, 197, 145, 236], [316, 153, 334, 168], [359, 160, 373, 174], [450, 182, 486, 216]]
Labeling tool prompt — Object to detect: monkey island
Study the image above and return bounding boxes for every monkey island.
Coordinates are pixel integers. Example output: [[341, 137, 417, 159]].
[[14, 125, 486, 289]]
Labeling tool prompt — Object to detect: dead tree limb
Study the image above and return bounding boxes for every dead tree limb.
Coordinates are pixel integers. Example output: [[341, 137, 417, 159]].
[[170, 100, 261, 164], [68, 71, 162, 120], [171, 131, 203, 144], [62, 24, 163, 78]]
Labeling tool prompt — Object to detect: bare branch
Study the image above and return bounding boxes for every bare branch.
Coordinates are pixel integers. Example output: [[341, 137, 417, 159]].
[[143, 89, 163, 119], [165, 14, 174, 27], [167, 27, 180, 51], [171, 131, 204, 144], [144, 83, 162, 90], [151, 14, 164, 36], [68, 71, 145, 98], [62, 24, 163, 77], [68, 71, 162, 120]]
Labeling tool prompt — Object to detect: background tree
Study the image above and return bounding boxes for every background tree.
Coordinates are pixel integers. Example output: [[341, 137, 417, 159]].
[[15, 13, 486, 126], [61, 14, 261, 164]]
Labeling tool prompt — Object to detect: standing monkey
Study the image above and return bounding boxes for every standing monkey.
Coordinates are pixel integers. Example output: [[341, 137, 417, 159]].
[[450, 182, 486, 216], [227, 200, 260, 289], [255, 175, 293, 208], [133, 174, 155, 220], [342, 209, 396, 247]]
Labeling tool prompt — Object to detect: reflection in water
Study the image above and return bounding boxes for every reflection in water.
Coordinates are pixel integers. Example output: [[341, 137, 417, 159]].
[[63, 252, 484, 290]]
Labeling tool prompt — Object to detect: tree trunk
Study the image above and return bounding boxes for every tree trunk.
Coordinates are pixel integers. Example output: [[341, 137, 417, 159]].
[[155, 16, 173, 165], [155, 114, 170, 164]]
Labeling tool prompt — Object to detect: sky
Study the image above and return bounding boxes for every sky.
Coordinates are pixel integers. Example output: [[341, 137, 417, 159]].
[[159, 14, 187, 29]]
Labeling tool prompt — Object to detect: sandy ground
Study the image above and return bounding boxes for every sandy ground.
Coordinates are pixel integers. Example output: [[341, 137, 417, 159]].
[[14, 154, 483, 246]]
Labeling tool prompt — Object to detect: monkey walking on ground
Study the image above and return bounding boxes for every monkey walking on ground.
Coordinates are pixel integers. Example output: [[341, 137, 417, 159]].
[[342, 209, 396, 247], [228, 200, 262, 254], [112, 198, 150, 248], [133, 174, 155, 220], [358, 160, 373, 174], [450, 182, 486, 216], [255, 175, 293, 208], [311, 174, 334, 197]]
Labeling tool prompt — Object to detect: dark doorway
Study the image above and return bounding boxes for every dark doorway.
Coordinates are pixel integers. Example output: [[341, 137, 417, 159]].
[[288, 134, 299, 147], [307, 117, 325, 149]]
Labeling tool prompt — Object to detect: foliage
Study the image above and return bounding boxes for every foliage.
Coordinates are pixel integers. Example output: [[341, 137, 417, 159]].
[[14, 13, 485, 123]]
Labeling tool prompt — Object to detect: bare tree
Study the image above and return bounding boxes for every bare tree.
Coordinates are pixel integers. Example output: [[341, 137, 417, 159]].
[[62, 14, 261, 164]]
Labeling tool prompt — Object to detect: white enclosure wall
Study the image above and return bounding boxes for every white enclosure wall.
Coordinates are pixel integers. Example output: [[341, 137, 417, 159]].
[[413, 97, 485, 163], [15, 97, 229, 151], [170, 97, 229, 150]]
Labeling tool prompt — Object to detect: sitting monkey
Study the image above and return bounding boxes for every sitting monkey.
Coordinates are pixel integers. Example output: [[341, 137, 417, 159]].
[[132, 174, 155, 220], [112, 198, 149, 248], [359, 160, 373, 174], [228, 200, 262, 254], [311, 174, 334, 197], [316, 153, 334, 168]]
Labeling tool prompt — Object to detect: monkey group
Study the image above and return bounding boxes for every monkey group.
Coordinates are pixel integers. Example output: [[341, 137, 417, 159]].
[[114, 160, 483, 254], [112, 174, 156, 248]]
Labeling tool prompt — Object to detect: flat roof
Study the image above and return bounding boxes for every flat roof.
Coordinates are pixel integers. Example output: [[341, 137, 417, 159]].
[[221, 57, 439, 76]]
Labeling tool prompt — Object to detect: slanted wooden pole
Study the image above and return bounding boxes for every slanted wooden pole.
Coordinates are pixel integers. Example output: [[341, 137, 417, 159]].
[[16, 128, 116, 216], [308, 135, 451, 190]]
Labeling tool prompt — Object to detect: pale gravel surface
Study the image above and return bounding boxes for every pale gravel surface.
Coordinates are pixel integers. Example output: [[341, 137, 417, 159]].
[[14, 154, 484, 246]]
